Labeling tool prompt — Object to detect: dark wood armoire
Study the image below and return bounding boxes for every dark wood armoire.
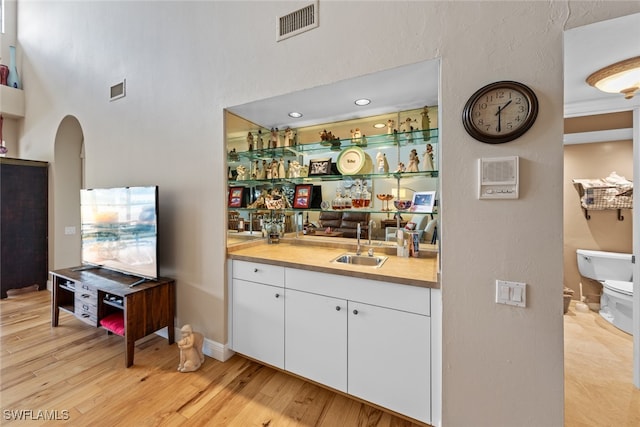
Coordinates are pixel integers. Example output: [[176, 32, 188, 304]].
[[1, 157, 48, 298]]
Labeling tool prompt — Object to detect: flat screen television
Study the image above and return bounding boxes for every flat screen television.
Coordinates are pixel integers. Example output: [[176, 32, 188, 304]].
[[79, 186, 159, 281]]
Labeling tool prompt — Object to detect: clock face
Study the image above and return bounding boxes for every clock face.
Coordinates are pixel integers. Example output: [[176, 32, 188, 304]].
[[462, 81, 538, 144]]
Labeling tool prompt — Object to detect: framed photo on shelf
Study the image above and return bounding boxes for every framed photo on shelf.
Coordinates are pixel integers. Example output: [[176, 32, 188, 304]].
[[293, 184, 313, 209], [411, 191, 436, 213], [228, 187, 244, 208], [308, 158, 332, 176]]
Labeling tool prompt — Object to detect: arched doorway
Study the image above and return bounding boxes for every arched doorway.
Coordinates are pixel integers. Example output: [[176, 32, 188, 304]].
[[50, 115, 83, 272]]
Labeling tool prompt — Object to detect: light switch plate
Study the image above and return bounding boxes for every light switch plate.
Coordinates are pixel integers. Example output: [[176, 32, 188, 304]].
[[495, 280, 526, 307]]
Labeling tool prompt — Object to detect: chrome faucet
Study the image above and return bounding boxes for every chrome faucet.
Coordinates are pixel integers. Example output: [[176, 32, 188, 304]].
[[368, 219, 376, 245], [356, 223, 362, 255]]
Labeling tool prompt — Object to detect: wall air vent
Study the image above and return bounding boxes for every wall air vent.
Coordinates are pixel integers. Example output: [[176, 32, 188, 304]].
[[277, 1, 318, 42], [110, 79, 126, 102]]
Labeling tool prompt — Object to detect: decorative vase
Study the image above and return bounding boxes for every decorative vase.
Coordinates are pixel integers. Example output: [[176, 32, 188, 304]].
[[7, 46, 21, 89]]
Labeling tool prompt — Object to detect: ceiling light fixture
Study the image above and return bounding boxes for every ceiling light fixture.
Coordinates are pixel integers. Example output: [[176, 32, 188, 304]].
[[288, 111, 303, 118], [373, 123, 386, 129], [586, 56, 640, 100], [354, 98, 371, 106]]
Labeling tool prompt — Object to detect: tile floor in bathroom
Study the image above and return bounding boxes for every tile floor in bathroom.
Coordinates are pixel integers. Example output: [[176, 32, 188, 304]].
[[564, 301, 639, 427]]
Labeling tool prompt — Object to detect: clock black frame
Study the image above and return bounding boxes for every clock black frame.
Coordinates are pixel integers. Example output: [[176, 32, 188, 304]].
[[462, 80, 538, 144]]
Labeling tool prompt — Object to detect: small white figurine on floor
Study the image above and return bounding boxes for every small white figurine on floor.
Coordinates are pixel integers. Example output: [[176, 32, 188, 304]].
[[177, 324, 204, 373]]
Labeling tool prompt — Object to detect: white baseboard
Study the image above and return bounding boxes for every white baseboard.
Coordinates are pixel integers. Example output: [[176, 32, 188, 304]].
[[154, 327, 235, 362]]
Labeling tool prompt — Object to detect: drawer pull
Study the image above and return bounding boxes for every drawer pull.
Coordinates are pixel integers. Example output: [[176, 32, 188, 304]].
[[275, 293, 280, 298], [335, 306, 341, 311], [81, 313, 90, 318], [82, 284, 90, 290], [254, 268, 259, 273], [82, 304, 89, 310], [353, 309, 359, 315], [81, 294, 91, 298]]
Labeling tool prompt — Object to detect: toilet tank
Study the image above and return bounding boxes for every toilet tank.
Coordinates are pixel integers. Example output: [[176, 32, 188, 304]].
[[576, 249, 633, 282]]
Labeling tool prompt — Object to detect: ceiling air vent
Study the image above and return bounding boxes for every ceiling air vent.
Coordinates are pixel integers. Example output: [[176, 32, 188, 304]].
[[277, 1, 318, 42]]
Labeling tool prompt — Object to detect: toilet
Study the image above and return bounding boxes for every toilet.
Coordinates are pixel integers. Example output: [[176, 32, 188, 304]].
[[576, 249, 634, 334]]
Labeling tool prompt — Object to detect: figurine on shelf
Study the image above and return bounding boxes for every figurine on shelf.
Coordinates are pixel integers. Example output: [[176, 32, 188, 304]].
[[236, 165, 247, 180], [228, 148, 239, 162], [284, 127, 294, 147], [177, 324, 204, 373], [350, 128, 362, 145], [387, 119, 395, 135], [421, 106, 431, 141], [278, 158, 285, 179], [256, 129, 264, 150], [376, 151, 389, 173], [395, 162, 406, 173], [247, 132, 254, 151], [286, 160, 291, 178], [252, 160, 260, 179], [400, 117, 415, 132], [300, 165, 309, 177], [270, 159, 279, 179], [423, 143, 435, 171], [407, 149, 420, 172], [289, 160, 301, 178], [270, 128, 279, 148], [259, 160, 267, 179]]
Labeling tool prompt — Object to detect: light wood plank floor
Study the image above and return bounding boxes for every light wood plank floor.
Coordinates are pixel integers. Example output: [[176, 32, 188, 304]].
[[564, 302, 639, 427], [2, 292, 639, 426], [0, 291, 424, 426]]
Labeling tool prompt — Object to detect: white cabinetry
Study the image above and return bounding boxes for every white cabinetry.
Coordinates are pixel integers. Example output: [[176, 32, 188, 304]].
[[285, 288, 347, 392], [231, 260, 285, 369], [348, 301, 430, 423], [230, 260, 432, 424]]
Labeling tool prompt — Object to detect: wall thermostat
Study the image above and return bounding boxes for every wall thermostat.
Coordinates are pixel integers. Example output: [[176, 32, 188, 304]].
[[478, 156, 519, 199]]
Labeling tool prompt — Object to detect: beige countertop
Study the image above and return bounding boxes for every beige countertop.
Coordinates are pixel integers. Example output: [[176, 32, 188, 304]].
[[227, 236, 440, 289]]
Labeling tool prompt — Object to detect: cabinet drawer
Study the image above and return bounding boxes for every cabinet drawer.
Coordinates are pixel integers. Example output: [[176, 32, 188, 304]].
[[233, 260, 285, 287], [285, 268, 430, 316], [74, 295, 97, 326]]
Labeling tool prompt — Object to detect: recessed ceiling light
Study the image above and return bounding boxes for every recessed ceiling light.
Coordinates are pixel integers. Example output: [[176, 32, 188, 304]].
[[288, 111, 303, 118], [373, 123, 386, 129], [354, 98, 371, 106]]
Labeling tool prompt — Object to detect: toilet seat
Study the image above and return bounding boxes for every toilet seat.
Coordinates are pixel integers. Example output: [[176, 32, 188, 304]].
[[602, 280, 633, 296]]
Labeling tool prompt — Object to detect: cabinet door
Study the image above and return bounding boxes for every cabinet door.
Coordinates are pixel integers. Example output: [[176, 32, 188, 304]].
[[285, 289, 347, 392], [232, 279, 284, 369], [348, 301, 431, 424]]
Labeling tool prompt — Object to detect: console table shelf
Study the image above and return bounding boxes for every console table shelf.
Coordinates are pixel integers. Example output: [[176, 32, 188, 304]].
[[51, 267, 176, 367]]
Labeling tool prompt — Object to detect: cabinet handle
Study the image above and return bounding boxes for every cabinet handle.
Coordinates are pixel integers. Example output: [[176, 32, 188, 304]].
[[82, 293, 90, 298], [335, 306, 341, 311], [81, 313, 90, 318], [353, 309, 359, 315], [82, 284, 90, 290], [254, 268, 259, 273], [83, 304, 89, 310], [275, 293, 280, 298]]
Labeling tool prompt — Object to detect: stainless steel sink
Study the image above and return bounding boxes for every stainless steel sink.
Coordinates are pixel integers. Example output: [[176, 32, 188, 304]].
[[332, 253, 388, 268]]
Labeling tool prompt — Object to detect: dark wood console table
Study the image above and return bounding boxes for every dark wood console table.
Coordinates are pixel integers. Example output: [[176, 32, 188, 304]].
[[51, 267, 176, 367]]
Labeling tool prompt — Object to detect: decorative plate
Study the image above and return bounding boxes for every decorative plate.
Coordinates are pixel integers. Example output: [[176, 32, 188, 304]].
[[337, 146, 366, 175]]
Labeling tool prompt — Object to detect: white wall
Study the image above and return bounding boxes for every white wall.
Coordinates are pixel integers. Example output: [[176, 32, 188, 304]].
[[15, 1, 640, 426]]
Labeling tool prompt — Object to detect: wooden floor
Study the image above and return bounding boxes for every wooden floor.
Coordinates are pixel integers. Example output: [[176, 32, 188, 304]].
[[0, 291, 423, 426], [2, 292, 639, 426], [564, 302, 639, 427]]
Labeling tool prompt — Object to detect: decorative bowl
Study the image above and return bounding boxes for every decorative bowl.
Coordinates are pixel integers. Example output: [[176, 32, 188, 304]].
[[394, 200, 413, 211]]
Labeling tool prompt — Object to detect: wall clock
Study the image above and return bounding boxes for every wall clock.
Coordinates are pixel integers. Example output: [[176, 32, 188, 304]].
[[462, 81, 538, 144]]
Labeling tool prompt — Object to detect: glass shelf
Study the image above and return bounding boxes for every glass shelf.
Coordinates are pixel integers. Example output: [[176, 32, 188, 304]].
[[229, 207, 438, 216], [229, 170, 439, 186], [227, 128, 439, 162]]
